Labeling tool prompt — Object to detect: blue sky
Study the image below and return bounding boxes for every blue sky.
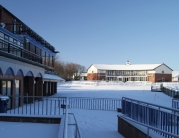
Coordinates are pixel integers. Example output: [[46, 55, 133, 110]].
[[1, 0, 179, 70]]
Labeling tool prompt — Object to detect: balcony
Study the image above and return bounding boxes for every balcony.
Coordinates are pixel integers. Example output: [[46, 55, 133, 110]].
[[0, 41, 53, 71]]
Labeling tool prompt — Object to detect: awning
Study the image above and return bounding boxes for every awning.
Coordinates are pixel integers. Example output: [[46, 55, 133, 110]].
[[43, 74, 65, 82]]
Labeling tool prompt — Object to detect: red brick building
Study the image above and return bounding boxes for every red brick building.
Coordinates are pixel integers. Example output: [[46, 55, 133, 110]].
[[87, 61, 172, 83]]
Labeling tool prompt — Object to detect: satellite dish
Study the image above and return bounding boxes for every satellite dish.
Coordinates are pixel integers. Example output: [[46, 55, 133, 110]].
[[0, 22, 5, 28]]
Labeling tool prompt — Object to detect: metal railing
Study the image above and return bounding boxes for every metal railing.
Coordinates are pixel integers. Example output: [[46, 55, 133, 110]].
[[6, 96, 121, 115], [67, 113, 82, 138], [122, 97, 179, 137], [162, 86, 179, 98], [70, 81, 152, 86], [7, 96, 66, 115], [68, 97, 121, 111], [118, 114, 179, 138], [172, 98, 179, 111]]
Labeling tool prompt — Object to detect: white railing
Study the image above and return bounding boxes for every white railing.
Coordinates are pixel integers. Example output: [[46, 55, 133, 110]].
[[70, 81, 152, 86]]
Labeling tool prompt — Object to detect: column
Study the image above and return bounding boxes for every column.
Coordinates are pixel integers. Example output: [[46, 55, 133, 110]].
[[43, 81, 47, 96]]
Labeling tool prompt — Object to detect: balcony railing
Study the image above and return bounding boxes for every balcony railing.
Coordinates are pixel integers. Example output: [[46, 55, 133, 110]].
[[0, 40, 53, 70]]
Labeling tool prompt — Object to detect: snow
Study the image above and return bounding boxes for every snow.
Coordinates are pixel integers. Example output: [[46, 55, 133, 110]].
[[92, 63, 162, 70], [0, 121, 59, 138], [0, 81, 174, 138], [43, 74, 65, 81], [56, 81, 173, 138]]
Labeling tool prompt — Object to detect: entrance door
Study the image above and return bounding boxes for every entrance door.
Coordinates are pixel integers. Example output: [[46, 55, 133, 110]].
[[1, 80, 12, 109], [2, 81, 6, 95]]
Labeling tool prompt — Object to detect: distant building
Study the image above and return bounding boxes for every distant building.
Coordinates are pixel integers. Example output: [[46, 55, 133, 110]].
[[72, 72, 87, 80], [87, 61, 172, 83], [80, 72, 87, 80], [0, 5, 64, 109], [172, 71, 179, 82]]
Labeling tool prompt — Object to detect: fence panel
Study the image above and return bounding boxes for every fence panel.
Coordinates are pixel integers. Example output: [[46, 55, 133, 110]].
[[122, 97, 179, 137], [5, 96, 121, 116]]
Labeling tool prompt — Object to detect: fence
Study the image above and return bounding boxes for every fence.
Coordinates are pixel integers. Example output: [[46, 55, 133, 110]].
[[118, 114, 179, 138], [70, 81, 152, 86], [6, 96, 121, 115], [162, 86, 179, 98], [172, 98, 179, 111], [122, 97, 179, 137]]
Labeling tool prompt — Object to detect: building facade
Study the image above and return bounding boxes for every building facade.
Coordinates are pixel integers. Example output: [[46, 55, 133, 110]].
[[87, 61, 172, 83], [172, 71, 179, 82], [0, 5, 64, 109]]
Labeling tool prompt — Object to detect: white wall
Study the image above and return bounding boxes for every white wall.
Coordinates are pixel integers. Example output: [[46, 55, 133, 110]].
[[154, 64, 172, 74], [0, 56, 44, 77], [147, 71, 155, 74], [87, 65, 98, 73]]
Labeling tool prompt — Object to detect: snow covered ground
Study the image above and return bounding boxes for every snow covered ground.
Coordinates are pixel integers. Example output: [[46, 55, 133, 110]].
[[0, 81, 173, 138], [55, 81, 173, 138]]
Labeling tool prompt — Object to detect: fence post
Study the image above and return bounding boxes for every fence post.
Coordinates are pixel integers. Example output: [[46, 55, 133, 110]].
[[147, 127, 149, 138], [64, 97, 69, 138], [147, 105, 149, 125]]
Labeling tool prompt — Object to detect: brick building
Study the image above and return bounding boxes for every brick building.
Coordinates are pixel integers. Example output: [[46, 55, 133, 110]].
[[87, 61, 172, 83], [0, 5, 64, 109]]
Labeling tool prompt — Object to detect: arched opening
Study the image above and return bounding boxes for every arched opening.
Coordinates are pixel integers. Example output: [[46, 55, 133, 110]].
[[5, 67, 14, 75], [16, 69, 24, 76]]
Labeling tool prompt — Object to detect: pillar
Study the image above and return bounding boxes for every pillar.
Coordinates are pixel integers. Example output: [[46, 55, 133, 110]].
[[43, 81, 47, 96]]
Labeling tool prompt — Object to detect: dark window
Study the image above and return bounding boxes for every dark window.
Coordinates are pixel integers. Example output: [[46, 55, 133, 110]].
[[4, 35, 8, 41]]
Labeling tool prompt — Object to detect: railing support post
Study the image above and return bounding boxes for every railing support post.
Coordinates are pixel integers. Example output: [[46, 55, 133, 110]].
[[64, 97, 69, 138]]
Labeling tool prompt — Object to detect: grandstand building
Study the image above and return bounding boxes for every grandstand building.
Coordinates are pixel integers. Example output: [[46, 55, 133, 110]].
[[0, 5, 64, 109], [87, 61, 172, 83]]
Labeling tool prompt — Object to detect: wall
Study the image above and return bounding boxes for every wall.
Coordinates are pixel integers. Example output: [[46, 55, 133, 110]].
[[0, 56, 44, 77], [87, 65, 98, 73], [0, 8, 21, 33], [118, 116, 149, 138], [87, 73, 98, 80], [155, 64, 172, 74], [154, 73, 171, 82]]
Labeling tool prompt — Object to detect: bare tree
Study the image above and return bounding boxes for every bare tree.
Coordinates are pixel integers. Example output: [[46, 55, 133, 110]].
[[53, 54, 86, 81]]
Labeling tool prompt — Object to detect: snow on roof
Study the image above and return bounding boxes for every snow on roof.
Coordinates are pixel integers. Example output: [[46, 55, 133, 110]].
[[92, 63, 163, 71], [172, 71, 179, 77], [43, 74, 65, 82]]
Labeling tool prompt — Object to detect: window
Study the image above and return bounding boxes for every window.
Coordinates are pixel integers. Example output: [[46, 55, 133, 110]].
[[17, 41, 20, 46], [4, 35, 8, 41], [9, 37, 13, 42], [0, 40, 3, 50], [0, 32, 4, 39], [20, 43, 23, 48], [13, 40, 17, 45]]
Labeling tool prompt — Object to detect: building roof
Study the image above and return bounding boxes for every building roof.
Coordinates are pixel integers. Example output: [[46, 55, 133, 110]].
[[172, 71, 179, 77], [91, 63, 171, 71], [43, 74, 65, 82]]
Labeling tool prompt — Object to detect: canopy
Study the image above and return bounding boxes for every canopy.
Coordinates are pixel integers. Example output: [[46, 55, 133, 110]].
[[43, 74, 65, 82]]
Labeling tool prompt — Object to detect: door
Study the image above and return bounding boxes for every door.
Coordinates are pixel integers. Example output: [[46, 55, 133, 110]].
[[1, 80, 12, 109]]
